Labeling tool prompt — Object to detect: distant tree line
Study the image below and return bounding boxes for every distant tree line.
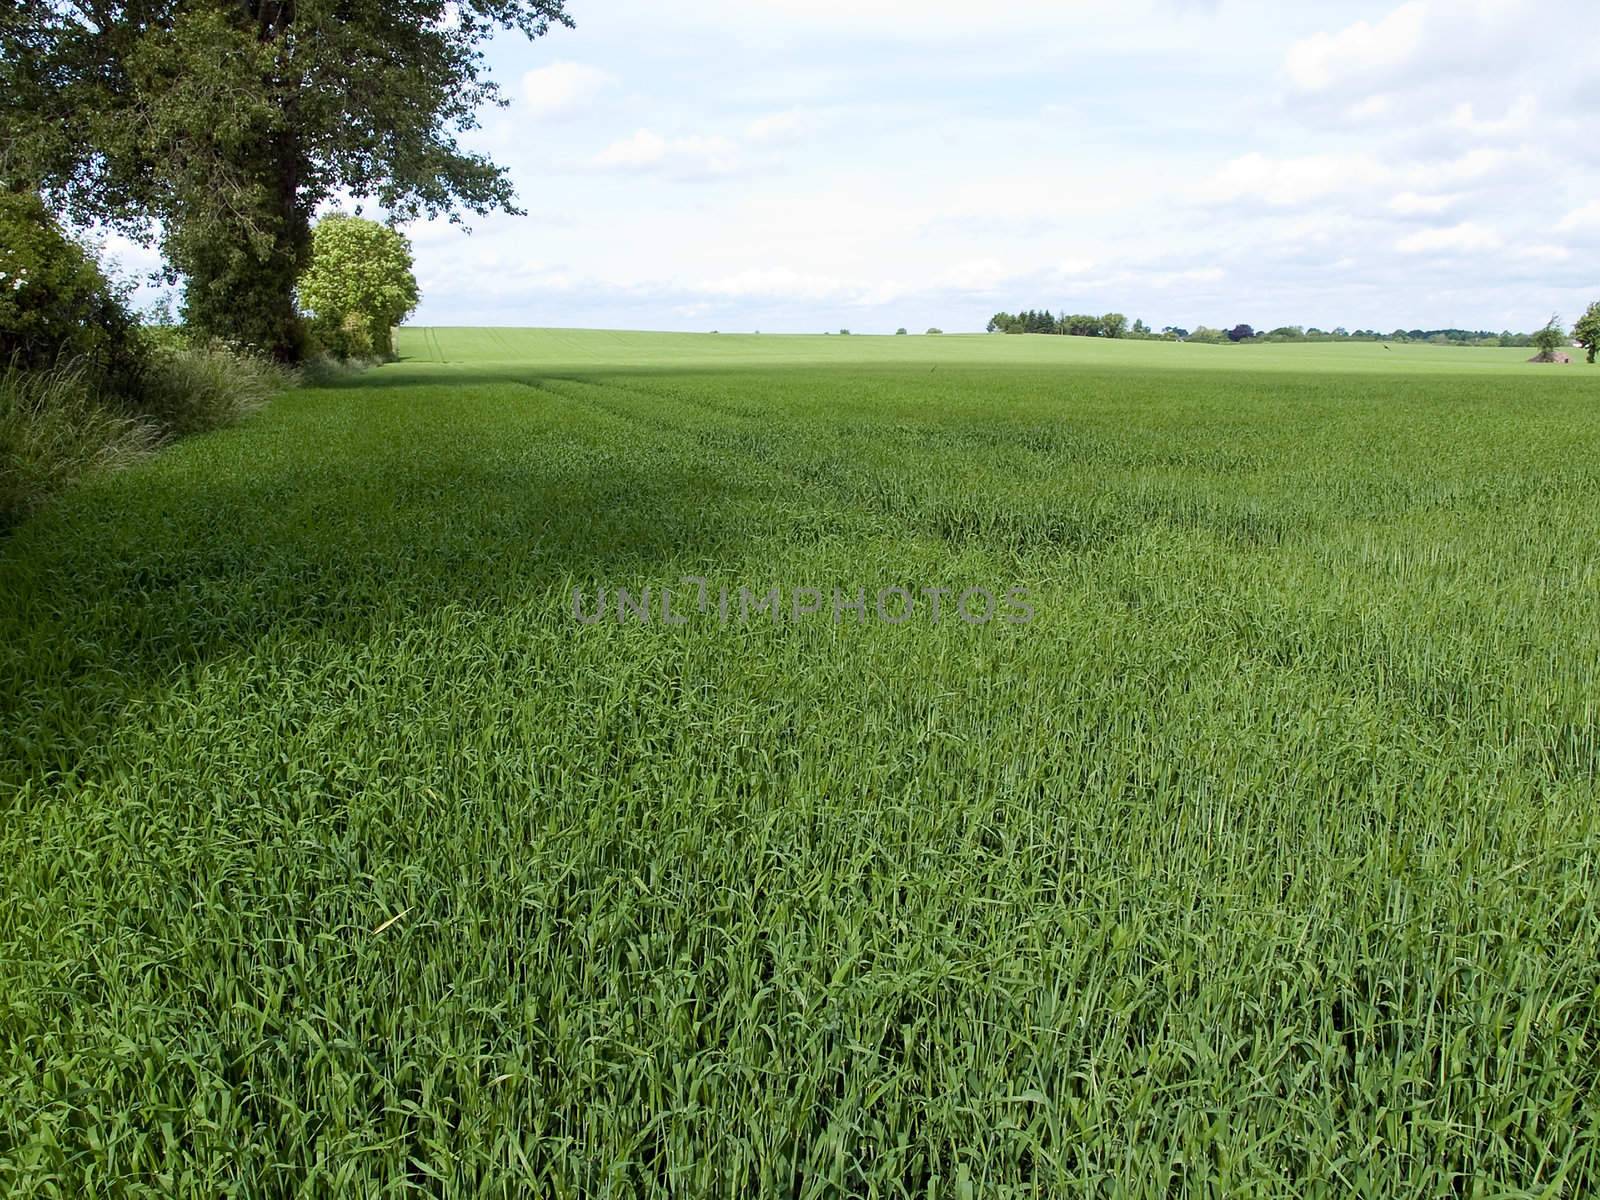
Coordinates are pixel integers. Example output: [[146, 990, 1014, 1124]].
[[987, 311, 1142, 338], [986, 308, 1569, 349]]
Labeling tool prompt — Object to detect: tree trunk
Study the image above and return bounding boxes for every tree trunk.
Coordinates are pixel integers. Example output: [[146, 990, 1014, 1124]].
[[171, 135, 311, 363]]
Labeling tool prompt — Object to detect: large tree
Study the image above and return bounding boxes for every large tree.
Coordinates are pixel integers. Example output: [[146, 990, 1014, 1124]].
[[1, 0, 572, 360]]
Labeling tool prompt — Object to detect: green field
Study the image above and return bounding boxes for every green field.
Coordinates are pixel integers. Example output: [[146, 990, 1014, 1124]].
[[3, 329, 1598, 1196]]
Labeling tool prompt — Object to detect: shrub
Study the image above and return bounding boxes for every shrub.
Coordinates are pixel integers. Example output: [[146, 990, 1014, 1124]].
[[895, 327, 908, 335], [138, 343, 295, 437], [298, 214, 419, 360], [0, 193, 149, 395], [926, 328, 943, 335], [0, 361, 159, 531]]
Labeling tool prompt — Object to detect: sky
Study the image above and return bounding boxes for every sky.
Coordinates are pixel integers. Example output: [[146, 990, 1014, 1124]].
[[117, 0, 1600, 334]]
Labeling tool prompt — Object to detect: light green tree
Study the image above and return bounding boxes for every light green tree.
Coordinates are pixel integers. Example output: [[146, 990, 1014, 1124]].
[[1532, 314, 1565, 361], [1573, 302, 1600, 364], [298, 215, 419, 360]]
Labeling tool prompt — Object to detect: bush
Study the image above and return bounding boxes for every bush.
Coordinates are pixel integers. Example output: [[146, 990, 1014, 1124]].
[[0, 361, 160, 531], [926, 328, 943, 335], [0, 193, 149, 395], [138, 343, 295, 437], [298, 214, 419, 360]]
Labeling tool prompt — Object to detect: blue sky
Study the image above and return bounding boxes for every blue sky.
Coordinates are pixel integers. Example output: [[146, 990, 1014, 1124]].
[[121, 0, 1600, 333]]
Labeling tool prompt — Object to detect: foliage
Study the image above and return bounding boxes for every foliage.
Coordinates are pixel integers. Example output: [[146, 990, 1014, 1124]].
[[3, 328, 1599, 1193], [894, 327, 908, 335], [0, 361, 159, 530], [983, 313, 1553, 348], [1532, 314, 1566, 360], [299, 215, 420, 360], [2, 0, 571, 360], [0, 192, 148, 395], [1574, 302, 1600, 365], [925, 328, 943, 335]]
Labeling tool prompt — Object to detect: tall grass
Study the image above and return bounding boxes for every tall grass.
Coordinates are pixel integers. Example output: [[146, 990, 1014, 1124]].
[[1, 344, 1598, 1196], [0, 344, 293, 529], [0, 360, 159, 530], [137, 341, 296, 436]]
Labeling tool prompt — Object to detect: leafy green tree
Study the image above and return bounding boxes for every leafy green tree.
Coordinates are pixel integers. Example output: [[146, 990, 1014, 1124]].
[[2, 0, 571, 361], [298, 215, 419, 360], [1100, 313, 1128, 339], [895, 327, 908, 335], [0, 192, 147, 395], [1532, 314, 1565, 360], [1571, 303, 1600, 364]]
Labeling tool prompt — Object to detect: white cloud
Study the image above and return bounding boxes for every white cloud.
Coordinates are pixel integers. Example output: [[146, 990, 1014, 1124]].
[[1556, 202, 1600, 232], [1389, 191, 1460, 215], [940, 258, 1019, 292], [587, 129, 738, 175], [1196, 152, 1386, 206], [1523, 244, 1571, 262], [1346, 94, 1394, 121], [744, 110, 825, 145], [1284, 3, 1428, 92], [694, 268, 905, 306], [1422, 147, 1513, 185], [1395, 222, 1503, 254], [1448, 95, 1537, 136], [521, 62, 616, 116]]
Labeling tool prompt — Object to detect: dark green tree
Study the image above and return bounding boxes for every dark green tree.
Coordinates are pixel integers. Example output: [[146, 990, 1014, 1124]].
[[1574, 302, 1600, 365], [2, 0, 572, 360]]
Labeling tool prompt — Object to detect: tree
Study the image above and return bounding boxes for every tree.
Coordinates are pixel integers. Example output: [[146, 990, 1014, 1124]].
[[0, 192, 147, 394], [925, 327, 944, 335], [1227, 324, 1256, 342], [2, 0, 571, 361], [1574, 302, 1600, 364], [1131, 318, 1149, 337], [298, 214, 419, 360], [895, 327, 908, 335], [1100, 313, 1128, 339], [1532, 314, 1565, 360]]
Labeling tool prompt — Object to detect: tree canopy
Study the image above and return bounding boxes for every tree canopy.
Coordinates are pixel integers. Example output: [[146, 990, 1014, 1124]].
[[1574, 303, 1600, 365], [299, 214, 420, 359], [1, 0, 572, 360]]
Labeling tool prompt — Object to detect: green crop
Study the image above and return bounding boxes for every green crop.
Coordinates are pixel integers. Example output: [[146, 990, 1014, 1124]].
[[2, 329, 1597, 1197]]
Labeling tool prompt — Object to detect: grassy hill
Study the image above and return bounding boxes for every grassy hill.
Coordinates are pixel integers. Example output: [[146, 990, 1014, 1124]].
[[3, 329, 1598, 1195]]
